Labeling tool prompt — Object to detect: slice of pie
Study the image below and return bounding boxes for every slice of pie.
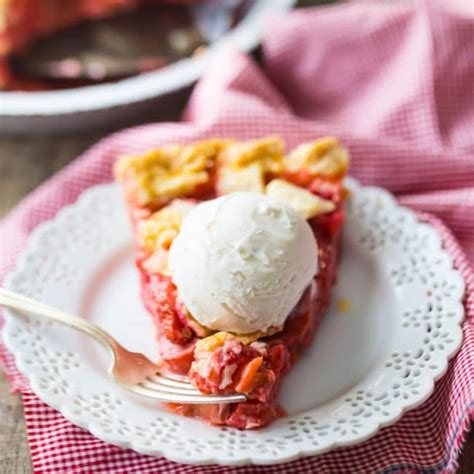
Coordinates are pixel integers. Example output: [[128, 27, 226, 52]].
[[114, 136, 349, 429]]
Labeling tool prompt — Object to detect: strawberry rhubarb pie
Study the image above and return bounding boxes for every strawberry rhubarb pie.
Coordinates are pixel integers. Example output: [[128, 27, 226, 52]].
[[114, 136, 349, 429]]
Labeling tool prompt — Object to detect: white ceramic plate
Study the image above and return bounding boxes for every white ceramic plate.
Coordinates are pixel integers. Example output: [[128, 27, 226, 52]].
[[3, 179, 465, 466], [0, 0, 294, 133]]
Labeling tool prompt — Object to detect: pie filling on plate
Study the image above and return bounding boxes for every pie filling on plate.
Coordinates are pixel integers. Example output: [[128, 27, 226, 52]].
[[114, 136, 349, 429]]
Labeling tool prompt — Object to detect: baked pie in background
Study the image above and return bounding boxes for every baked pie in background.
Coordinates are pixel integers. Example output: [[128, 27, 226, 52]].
[[0, 0, 212, 90]]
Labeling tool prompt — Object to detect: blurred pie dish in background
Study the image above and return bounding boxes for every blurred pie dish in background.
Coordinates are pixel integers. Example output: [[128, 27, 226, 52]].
[[0, 0, 244, 90], [0, 0, 294, 132]]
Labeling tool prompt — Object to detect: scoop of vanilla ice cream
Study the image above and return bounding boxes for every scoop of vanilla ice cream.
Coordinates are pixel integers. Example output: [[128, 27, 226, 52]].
[[168, 192, 318, 334]]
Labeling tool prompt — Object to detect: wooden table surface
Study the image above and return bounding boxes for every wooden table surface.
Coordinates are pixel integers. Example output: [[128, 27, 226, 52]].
[[1, 116, 473, 473]]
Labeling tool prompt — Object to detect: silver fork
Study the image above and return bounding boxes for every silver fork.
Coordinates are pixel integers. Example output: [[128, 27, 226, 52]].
[[0, 288, 246, 405]]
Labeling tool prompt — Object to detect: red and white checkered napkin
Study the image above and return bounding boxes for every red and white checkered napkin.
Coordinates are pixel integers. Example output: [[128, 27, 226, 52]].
[[1, 1, 474, 472]]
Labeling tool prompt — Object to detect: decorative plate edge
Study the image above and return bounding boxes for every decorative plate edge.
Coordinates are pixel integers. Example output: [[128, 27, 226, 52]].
[[1, 179, 466, 466]]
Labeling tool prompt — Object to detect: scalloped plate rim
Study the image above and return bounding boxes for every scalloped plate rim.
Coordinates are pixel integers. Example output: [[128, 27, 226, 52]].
[[2, 178, 466, 466]]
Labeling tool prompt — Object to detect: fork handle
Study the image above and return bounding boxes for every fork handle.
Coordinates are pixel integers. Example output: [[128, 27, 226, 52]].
[[0, 287, 118, 356]]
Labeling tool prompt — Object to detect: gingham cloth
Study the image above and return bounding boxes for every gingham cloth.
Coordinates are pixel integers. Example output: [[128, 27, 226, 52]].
[[1, 1, 474, 472]]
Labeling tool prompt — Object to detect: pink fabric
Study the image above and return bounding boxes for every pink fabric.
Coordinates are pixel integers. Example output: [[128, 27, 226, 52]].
[[1, 1, 474, 472]]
